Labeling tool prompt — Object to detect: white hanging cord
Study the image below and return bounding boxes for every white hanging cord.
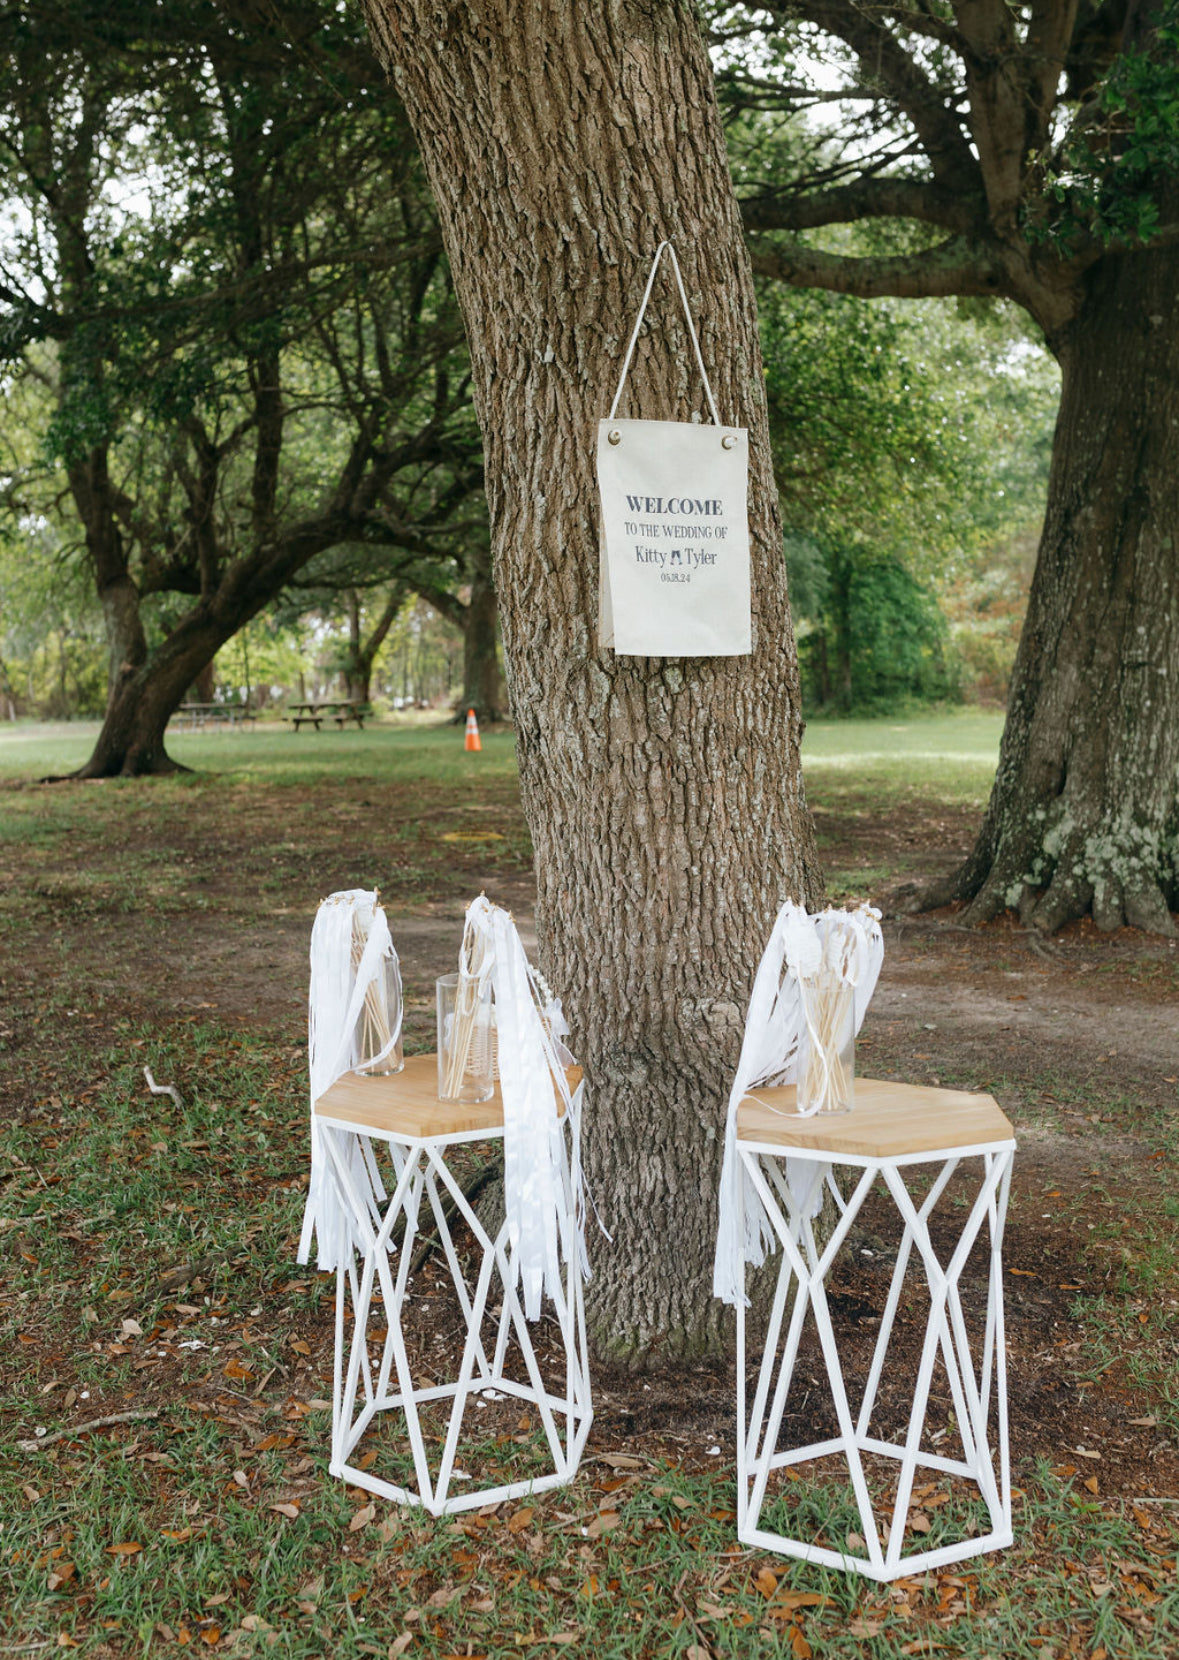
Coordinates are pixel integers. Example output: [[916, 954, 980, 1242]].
[[608, 241, 723, 427]]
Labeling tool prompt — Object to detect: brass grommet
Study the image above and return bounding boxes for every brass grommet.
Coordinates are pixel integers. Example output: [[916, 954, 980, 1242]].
[[607, 429, 621, 446], [721, 433, 737, 450]]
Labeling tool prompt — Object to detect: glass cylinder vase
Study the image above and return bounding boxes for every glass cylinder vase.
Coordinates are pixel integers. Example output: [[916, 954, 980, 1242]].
[[355, 955, 404, 1076], [796, 971, 855, 1114], [436, 972, 495, 1103]]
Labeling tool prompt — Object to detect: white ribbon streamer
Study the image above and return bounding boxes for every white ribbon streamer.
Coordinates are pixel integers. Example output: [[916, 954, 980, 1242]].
[[459, 897, 589, 1320], [299, 889, 402, 1271], [712, 900, 883, 1307]]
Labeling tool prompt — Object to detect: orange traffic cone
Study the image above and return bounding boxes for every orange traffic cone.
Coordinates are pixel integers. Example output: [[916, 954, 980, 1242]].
[[464, 708, 482, 752]]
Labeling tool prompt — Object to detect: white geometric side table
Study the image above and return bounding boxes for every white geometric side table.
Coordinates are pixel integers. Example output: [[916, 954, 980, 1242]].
[[314, 1053, 592, 1515], [734, 1078, 1016, 1580]]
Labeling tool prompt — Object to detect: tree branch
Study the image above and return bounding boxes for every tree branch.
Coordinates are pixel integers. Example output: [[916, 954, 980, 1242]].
[[951, 0, 1039, 231], [749, 235, 1006, 299], [741, 176, 982, 236], [772, 0, 979, 189]]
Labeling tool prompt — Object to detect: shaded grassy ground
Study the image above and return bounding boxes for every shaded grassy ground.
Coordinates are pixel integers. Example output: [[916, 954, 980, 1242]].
[[2, 713, 1176, 1659]]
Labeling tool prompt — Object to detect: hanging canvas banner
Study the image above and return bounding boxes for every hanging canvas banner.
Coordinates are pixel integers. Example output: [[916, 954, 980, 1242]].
[[597, 242, 751, 657]]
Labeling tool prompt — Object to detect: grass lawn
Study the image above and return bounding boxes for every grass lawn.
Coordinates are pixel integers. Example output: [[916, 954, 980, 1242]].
[[3, 710, 1177, 1660], [0, 717, 524, 785], [1, 706, 1003, 793]]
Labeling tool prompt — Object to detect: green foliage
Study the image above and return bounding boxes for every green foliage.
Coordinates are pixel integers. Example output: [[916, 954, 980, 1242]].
[[0, 0, 482, 747], [759, 282, 1055, 712], [1032, 0, 1179, 248], [788, 539, 958, 713], [760, 281, 1057, 562]]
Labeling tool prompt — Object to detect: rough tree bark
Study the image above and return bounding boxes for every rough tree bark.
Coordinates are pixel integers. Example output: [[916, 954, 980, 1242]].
[[927, 244, 1179, 934], [363, 0, 822, 1361]]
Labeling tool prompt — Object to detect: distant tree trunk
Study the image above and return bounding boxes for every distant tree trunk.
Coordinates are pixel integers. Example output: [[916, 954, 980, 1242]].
[[407, 554, 503, 722], [350, 584, 406, 704], [830, 550, 854, 710], [193, 660, 216, 702], [363, 0, 822, 1363], [460, 555, 503, 720], [927, 243, 1179, 935], [343, 590, 368, 701], [813, 631, 831, 707]]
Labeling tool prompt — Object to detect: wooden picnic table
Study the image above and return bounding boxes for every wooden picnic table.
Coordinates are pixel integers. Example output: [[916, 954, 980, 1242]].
[[286, 700, 370, 731], [175, 702, 256, 729]]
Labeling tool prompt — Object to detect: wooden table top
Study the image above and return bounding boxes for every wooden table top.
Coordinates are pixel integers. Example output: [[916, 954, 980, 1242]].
[[736, 1077, 1014, 1159], [315, 1051, 581, 1140]]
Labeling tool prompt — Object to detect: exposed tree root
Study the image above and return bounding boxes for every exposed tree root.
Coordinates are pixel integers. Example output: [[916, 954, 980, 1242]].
[[40, 754, 194, 784], [920, 853, 1177, 938]]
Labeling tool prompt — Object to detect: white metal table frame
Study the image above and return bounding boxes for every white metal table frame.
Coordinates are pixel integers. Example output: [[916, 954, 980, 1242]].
[[316, 1085, 592, 1516], [736, 1127, 1015, 1580]]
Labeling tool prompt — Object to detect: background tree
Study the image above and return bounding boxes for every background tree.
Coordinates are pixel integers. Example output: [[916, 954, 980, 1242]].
[[716, 0, 1179, 933], [362, 0, 823, 1362], [0, 0, 481, 774], [757, 280, 1059, 709], [285, 527, 506, 719]]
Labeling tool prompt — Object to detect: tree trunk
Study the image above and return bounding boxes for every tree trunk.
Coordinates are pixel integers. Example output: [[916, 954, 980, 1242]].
[[460, 557, 502, 722], [193, 660, 216, 703], [363, 0, 822, 1363], [354, 583, 407, 705], [61, 614, 234, 780], [927, 242, 1179, 936], [344, 590, 366, 701]]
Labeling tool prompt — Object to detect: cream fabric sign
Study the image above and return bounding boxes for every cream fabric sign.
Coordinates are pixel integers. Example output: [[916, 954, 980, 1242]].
[[597, 243, 751, 657]]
